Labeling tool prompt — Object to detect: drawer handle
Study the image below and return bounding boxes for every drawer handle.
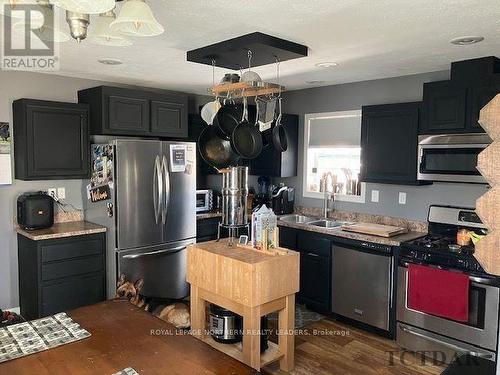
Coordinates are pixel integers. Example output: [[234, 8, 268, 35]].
[[122, 245, 186, 259], [307, 252, 320, 257], [399, 325, 494, 359]]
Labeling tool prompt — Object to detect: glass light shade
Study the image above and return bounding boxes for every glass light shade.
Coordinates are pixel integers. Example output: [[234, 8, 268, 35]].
[[88, 10, 132, 46], [50, 0, 114, 14], [110, 0, 163, 37], [0, 0, 44, 21]]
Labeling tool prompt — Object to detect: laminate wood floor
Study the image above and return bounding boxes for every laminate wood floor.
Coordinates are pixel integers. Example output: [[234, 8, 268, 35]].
[[263, 318, 444, 375]]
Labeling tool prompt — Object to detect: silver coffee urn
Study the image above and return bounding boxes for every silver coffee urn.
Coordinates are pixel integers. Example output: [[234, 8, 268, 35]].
[[218, 166, 249, 244]]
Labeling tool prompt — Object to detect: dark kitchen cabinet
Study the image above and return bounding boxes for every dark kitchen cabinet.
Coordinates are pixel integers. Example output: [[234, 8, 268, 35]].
[[18, 233, 106, 320], [249, 114, 299, 177], [196, 217, 222, 242], [151, 99, 187, 137], [78, 86, 188, 138], [278, 226, 297, 250], [421, 81, 468, 134], [13, 99, 90, 180], [296, 230, 331, 312], [361, 102, 427, 185], [107, 93, 149, 134]]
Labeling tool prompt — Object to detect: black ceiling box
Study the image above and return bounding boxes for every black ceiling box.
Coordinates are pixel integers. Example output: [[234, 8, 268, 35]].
[[187, 32, 308, 70]]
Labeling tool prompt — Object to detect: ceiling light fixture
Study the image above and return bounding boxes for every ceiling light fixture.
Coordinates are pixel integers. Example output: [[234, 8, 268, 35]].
[[315, 61, 339, 68], [50, 0, 115, 14], [450, 36, 484, 46], [89, 9, 133, 47], [98, 58, 123, 65], [110, 0, 164, 37], [66, 11, 90, 42], [13, 2, 70, 43]]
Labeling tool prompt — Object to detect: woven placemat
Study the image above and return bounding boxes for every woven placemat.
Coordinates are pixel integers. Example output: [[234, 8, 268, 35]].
[[0, 312, 90, 363]]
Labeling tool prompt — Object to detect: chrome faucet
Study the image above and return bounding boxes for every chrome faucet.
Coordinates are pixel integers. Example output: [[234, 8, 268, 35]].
[[321, 173, 335, 218]]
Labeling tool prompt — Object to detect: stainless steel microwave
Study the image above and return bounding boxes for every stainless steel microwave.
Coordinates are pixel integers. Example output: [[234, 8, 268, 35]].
[[417, 133, 491, 183], [196, 189, 213, 212]]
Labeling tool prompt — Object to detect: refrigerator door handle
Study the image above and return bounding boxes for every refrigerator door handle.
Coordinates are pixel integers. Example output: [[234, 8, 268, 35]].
[[153, 155, 162, 224], [122, 245, 187, 259], [161, 155, 170, 225]]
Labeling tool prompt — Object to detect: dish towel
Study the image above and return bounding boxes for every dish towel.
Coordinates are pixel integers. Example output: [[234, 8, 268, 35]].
[[408, 263, 469, 322]]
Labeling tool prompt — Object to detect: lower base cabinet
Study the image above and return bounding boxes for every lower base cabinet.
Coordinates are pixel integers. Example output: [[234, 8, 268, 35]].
[[279, 227, 332, 313], [18, 233, 106, 320]]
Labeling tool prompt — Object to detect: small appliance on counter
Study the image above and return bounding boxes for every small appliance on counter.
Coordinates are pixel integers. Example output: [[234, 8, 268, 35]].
[[253, 176, 271, 209], [196, 189, 214, 213], [271, 184, 294, 215], [17, 192, 54, 230]]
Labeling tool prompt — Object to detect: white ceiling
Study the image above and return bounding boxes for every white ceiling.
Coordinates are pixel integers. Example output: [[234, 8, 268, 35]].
[[4, 0, 500, 95]]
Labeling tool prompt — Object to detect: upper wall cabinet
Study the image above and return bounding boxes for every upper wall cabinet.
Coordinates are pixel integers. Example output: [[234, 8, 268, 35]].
[[13, 99, 90, 180], [249, 114, 299, 177], [361, 102, 428, 185], [78, 86, 188, 138], [420, 57, 500, 134]]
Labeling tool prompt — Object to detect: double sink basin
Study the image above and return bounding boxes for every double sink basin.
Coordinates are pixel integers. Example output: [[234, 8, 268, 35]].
[[278, 214, 352, 230]]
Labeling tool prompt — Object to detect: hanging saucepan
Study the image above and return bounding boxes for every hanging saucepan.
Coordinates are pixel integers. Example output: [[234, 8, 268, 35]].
[[270, 97, 288, 152], [231, 97, 263, 159], [198, 124, 239, 170], [213, 99, 243, 139]]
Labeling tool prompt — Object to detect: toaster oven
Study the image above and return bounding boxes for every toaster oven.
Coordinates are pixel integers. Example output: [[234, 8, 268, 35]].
[[196, 189, 213, 213]]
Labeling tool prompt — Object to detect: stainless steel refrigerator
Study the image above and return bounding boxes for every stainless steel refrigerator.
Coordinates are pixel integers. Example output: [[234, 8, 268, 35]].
[[83, 139, 196, 300]]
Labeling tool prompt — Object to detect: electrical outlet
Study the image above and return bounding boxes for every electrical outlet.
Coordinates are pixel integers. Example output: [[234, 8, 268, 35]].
[[47, 188, 57, 200], [57, 187, 66, 200], [371, 190, 379, 203], [399, 192, 407, 205]]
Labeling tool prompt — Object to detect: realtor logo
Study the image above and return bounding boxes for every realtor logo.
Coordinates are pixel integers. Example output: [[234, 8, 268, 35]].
[[1, 3, 60, 71]]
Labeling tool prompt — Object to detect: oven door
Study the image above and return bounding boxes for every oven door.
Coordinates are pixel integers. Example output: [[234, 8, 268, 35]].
[[397, 265, 499, 353], [417, 134, 490, 183]]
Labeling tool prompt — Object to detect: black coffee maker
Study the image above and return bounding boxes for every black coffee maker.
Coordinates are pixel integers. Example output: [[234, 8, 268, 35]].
[[271, 185, 294, 215]]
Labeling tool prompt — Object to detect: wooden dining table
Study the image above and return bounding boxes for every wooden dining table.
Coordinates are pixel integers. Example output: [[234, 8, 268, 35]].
[[0, 300, 257, 375]]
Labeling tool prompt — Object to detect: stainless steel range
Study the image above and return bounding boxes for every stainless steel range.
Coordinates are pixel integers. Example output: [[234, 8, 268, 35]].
[[397, 205, 499, 363]]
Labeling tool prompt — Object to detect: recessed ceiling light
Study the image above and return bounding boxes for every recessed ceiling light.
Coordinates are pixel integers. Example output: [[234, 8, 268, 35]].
[[305, 80, 325, 85], [98, 58, 123, 65], [315, 62, 339, 68], [450, 36, 484, 46]]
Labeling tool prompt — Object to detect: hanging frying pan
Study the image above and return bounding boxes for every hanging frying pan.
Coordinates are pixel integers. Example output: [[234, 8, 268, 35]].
[[198, 124, 239, 170], [271, 97, 288, 152], [231, 97, 263, 159], [213, 101, 243, 139]]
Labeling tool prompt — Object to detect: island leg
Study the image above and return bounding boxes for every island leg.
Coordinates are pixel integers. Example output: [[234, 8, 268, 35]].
[[242, 305, 261, 370], [278, 294, 295, 371], [190, 285, 206, 338]]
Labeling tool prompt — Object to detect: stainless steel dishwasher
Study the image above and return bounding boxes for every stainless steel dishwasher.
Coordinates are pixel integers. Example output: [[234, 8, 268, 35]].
[[331, 238, 393, 332]]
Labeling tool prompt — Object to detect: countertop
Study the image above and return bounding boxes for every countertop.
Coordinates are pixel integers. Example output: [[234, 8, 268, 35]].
[[278, 219, 426, 246], [0, 300, 255, 375], [16, 221, 107, 241], [196, 211, 223, 220]]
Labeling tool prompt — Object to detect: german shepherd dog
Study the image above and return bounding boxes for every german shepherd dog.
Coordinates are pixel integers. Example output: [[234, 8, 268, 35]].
[[115, 274, 190, 328]]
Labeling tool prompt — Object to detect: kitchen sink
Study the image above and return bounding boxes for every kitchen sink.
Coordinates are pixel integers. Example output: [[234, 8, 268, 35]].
[[279, 214, 315, 224], [307, 219, 343, 228]]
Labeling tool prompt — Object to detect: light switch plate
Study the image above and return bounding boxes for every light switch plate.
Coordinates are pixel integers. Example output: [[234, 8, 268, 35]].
[[399, 192, 407, 205], [371, 190, 379, 203], [57, 187, 66, 200]]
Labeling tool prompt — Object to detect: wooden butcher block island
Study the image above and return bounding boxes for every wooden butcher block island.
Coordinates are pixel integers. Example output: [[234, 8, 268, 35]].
[[187, 240, 300, 372]]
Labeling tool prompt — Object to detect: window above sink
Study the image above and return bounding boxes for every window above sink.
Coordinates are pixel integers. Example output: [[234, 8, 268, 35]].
[[303, 110, 366, 203]]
